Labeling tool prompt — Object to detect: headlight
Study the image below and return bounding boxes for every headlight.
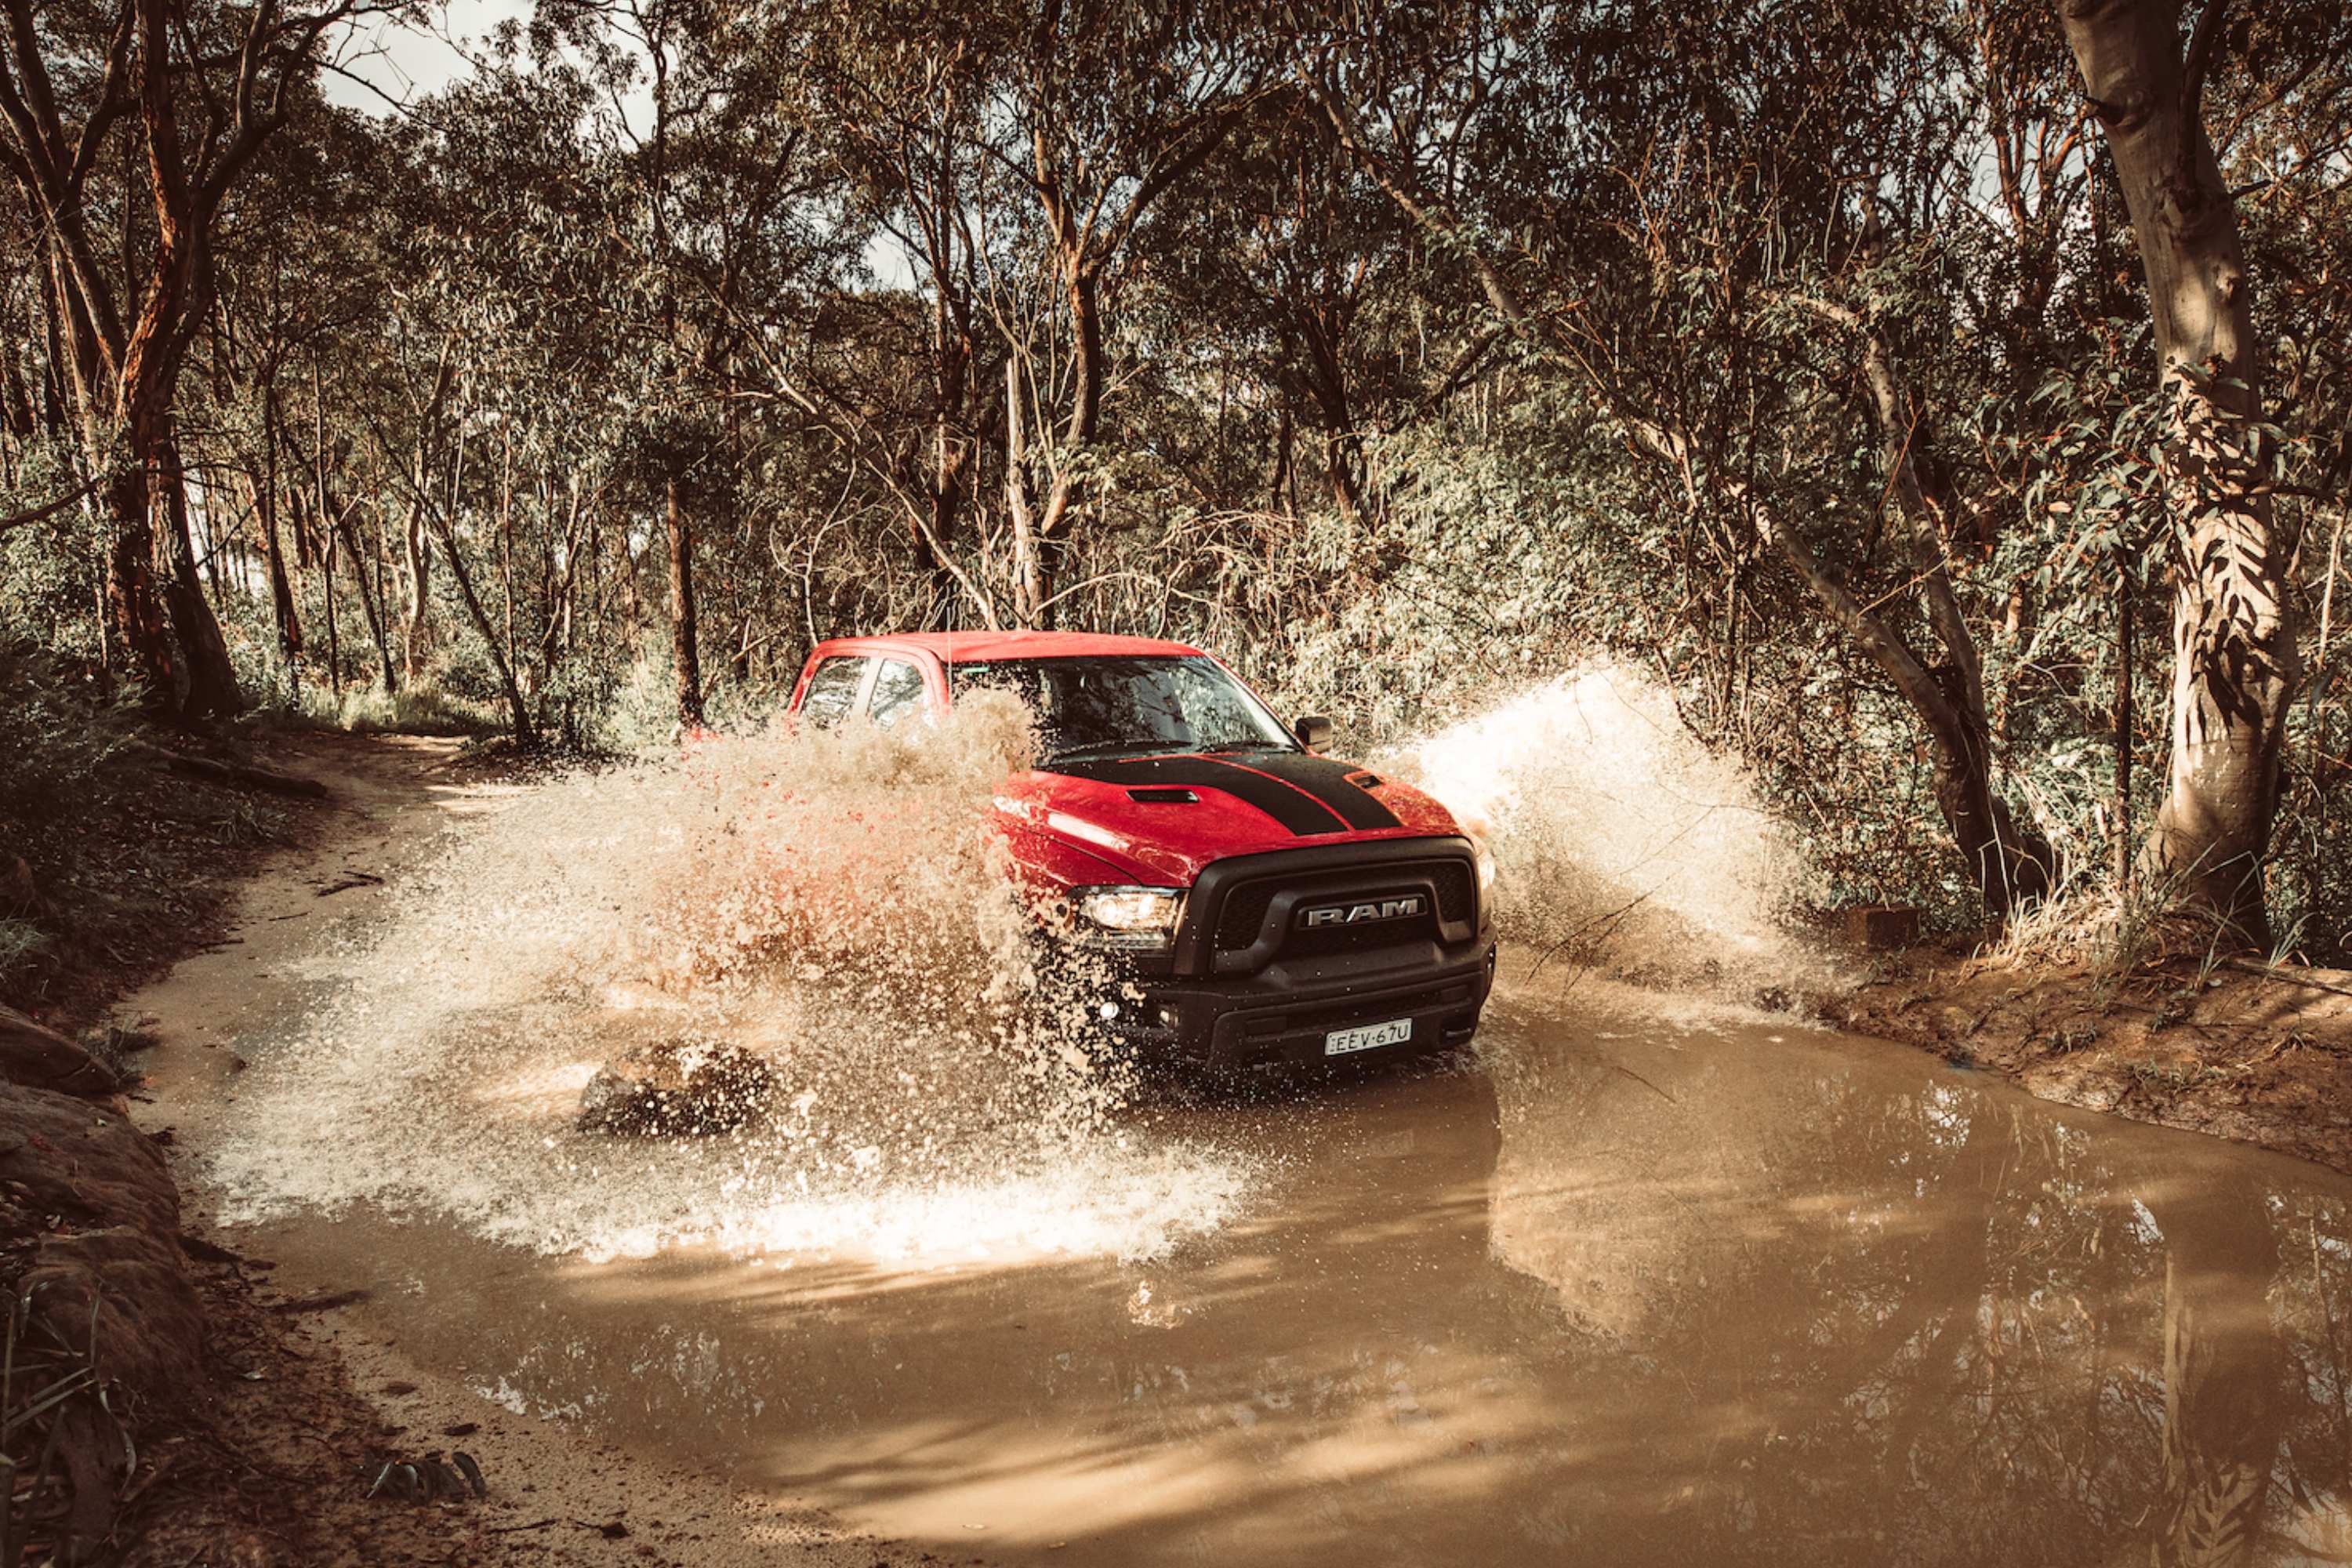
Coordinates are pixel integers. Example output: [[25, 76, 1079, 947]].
[[1071, 886, 1184, 950], [1475, 844, 1497, 918]]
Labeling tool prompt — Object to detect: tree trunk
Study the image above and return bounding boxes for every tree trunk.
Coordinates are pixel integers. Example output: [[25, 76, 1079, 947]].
[[335, 503, 397, 695], [1269, 401, 1296, 516], [402, 484, 431, 687], [1780, 296, 2056, 916], [1762, 502, 2052, 916], [101, 463, 177, 700], [1005, 361, 1047, 626], [310, 355, 334, 695], [320, 491, 340, 697], [2056, 0, 2296, 942], [1323, 434, 1368, 530], [666, 472, 704, 727], [423, 506, 534, 746], [2115, 557, 2136, 892], [1062, 262, 1104, 454], [257, 385, 303, 699], [153, 437, 242, 717]]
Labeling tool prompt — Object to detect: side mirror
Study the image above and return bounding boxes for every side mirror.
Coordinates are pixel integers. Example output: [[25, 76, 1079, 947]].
[[1295, 715, 1334, 752]]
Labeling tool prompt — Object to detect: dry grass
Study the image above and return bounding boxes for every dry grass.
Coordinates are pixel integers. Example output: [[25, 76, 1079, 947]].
[[1980, 869, 2258, 978]]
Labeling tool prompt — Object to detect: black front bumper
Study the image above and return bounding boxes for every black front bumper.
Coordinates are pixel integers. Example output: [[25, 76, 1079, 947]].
[[1086, 837, 1498, 1071]]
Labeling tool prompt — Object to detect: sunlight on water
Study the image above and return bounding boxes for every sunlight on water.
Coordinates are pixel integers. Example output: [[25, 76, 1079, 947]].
[[209, 694, 1254, 1266]]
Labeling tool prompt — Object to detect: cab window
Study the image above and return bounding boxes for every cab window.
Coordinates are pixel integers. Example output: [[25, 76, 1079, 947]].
[[868, 659, 927, 729], [799, 656, 868, 728]]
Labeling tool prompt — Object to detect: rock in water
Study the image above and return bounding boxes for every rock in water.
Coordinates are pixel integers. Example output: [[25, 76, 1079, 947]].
[[578, 1039, 776, 1135]]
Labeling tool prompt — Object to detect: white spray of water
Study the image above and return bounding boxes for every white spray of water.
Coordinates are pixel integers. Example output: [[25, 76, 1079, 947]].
[[210, 662, 1810, 1269], [1383, 663, 1812, 989], [209, 693, 1255, 1265]]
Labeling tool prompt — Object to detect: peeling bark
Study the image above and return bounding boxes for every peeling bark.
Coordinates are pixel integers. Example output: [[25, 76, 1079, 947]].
[[2055, 0, 2296, 941]]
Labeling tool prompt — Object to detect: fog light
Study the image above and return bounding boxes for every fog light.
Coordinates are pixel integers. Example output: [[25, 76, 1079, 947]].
[[1099, 1001, 1120, 1021]]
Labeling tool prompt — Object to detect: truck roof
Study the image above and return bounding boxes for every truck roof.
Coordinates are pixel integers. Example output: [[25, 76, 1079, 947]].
[[811, 630, 1207, 665]]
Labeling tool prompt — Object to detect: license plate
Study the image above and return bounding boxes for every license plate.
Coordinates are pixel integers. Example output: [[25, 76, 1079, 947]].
[[1325, 1018, 1412, 1057]]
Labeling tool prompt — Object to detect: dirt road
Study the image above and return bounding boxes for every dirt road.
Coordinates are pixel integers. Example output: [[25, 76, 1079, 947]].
[[130, 735, 2352, 1566]]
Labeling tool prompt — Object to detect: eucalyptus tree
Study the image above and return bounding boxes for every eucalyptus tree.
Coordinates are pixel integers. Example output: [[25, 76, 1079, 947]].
[[1298, 0, 2070, 916], [2049, 0, 2342, 942], [195, 101, 391, 701], [1145, 81, 1441, 533], [783, 0, 1011, 626], [0, 0, 413, 714], [972, 0, 1274, 623]]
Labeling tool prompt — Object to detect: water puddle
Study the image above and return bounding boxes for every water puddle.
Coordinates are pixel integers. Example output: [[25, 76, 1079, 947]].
[[172, 677, 2352, 1562], [216, 982, 2352, 1566]]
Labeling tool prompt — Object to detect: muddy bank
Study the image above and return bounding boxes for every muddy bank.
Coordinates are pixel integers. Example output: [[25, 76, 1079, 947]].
[[0, 731, 521, 1565], [1, 718, 347, 1036], [0, 1010, 200, 1563], [1831, 945, 2352, 1175]]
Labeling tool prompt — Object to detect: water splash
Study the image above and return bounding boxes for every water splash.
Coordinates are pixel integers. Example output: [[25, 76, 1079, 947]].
[[209, 693, 1254, 1265], [1383, 664, 1812, 990]]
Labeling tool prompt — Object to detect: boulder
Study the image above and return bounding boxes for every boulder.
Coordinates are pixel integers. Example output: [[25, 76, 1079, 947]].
[[578, 1039, 776, 1135], [0, 1081, 204, 1560], [1842, 904, 1920, 952], [0, 1004, 124, 1098]]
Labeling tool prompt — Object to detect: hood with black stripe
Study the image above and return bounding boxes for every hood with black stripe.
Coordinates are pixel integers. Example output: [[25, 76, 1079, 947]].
[[990, 748, 1464, 887]]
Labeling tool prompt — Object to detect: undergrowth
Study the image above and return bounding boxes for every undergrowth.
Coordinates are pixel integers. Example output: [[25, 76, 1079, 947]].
[[285, 683, 500, 738], [0, 647, 301, 1018]]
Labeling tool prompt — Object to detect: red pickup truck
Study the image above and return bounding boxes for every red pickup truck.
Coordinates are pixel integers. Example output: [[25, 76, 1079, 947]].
[[787, 630, 1497, 1070]]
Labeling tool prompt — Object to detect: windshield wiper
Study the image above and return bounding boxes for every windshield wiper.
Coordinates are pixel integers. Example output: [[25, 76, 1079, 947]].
[[1047, 740, 1191, 761]]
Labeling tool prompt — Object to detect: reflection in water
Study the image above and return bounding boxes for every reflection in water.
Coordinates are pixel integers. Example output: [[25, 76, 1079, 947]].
[[223, 984, 2352, 1566], [1486, 987, 2350, 1568]]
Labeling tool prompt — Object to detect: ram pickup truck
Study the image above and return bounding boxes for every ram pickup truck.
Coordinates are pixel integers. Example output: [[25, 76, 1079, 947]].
[[787, 630, 1497, 1070]]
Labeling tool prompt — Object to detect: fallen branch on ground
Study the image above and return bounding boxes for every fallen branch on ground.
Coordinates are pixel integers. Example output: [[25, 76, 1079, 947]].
[[125, 742, 330, 800], [267, 1290, 371, 1315], [2222, 957, 2352, 1000]]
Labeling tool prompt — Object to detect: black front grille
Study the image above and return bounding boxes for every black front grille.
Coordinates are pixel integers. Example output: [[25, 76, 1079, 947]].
[[1211, 856, 1475, 954], [1432, 862, 1474, 924], [1282, 909, 1439, 957], [1216, 882, 1279, 949]]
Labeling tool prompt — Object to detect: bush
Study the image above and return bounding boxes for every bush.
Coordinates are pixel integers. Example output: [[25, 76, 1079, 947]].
[[0, 648, 142, 859]]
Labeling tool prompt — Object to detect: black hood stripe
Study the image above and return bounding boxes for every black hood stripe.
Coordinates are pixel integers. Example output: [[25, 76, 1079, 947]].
[[1042, 751, 1401, 837], [1045, 754, 1345, 835], [1236, 751, 1406, 832]]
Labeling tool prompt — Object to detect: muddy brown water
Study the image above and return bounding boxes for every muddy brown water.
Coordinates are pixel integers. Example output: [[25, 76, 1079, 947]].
[[197, 981, 2352, 1568]]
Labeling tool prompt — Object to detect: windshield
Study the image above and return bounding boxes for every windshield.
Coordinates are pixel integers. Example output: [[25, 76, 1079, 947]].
[[951, 655, 1295, 761]]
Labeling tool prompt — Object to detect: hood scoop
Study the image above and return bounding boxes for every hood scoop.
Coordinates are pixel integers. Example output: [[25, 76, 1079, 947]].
[[1127, 786, 1200, 804]]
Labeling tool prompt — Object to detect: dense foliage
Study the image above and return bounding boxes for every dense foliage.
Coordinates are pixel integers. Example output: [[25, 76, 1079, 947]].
[[3, 0, 2348, 948]]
